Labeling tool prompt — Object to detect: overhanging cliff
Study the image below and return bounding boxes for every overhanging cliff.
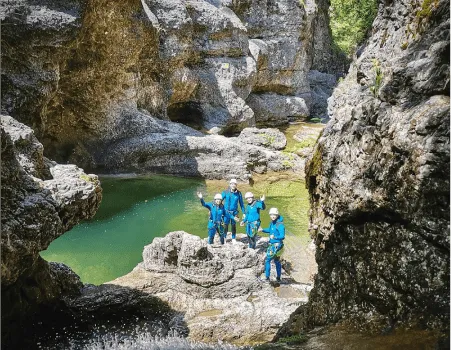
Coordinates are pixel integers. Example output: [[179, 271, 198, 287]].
[[1, 0, 338, 172]]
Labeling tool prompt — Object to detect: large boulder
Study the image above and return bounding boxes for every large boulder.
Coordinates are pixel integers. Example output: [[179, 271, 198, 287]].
[[107, 231, 310, 345], [292, 0, 450, 337], [307, 70, 337, 121], [237, 127, 287, 150], [247, 93, 309, 126]]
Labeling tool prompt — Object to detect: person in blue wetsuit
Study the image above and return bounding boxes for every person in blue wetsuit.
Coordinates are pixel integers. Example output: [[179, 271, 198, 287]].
[[258, 207, 285, 282], [240, 191, 265, 249], [197, 192, 226, 245], [221, 178, 245, 244]]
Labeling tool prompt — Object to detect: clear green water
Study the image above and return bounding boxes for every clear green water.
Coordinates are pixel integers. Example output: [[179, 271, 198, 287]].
[[41, 174, 310, 285]]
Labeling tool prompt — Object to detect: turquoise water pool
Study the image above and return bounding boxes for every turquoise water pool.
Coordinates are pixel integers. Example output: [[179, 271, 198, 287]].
[[41, 175, 310, 285]]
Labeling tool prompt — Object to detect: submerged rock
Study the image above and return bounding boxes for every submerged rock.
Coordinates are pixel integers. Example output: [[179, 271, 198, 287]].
[[105, 231, 309, 345]]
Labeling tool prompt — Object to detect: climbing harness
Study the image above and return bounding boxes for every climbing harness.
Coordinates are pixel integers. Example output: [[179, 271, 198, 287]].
[[217, 221, 226, 238], [266, 242, 284, 259], [247, 221, 259, 237]]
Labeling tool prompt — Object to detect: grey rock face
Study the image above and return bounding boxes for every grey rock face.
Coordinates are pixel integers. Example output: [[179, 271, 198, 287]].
[[307, 70, 337, 121], [1, 115, 102, 286], [108, 231, 309, 344], [308, 0, 349, 75], [237, 127, 287, 150], [247, 93, 309, 126], [1, 0, 337, 171], [230, 0, 310, 95], [1, 116, 102, 342], [302, 0, 450, 334]]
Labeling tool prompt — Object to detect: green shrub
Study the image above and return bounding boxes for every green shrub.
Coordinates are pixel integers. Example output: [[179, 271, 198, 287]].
[[329, 0, 378, 55], [277, 333, 308, 345], [369, 59, 383, 97], [79, 174, 94, 183], [259, 133, 276, 146], [309, 117, 322, 123]]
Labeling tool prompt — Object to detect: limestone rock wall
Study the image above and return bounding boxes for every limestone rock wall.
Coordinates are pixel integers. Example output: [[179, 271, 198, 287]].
[[1, 0, 337, 171], [302, 0, 449, 334], [1, 116, 102, 343]]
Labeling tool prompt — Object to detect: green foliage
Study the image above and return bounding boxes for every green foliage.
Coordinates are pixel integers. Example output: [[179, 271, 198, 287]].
[[412, 0, 439, 35], [277, 333, 308, 345], [259, 133, 276, 146], [297, 137, 317, 149], [281, 152, 295, 168], [369, 59, 383, 97], [329, 0, 378, 55], [79, 174, 94, 183], [309, 117, 322, 123], [417, 0, 435, 19]]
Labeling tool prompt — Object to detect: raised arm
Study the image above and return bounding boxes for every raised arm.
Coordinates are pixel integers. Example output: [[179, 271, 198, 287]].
[[198, 192, 211, 210]]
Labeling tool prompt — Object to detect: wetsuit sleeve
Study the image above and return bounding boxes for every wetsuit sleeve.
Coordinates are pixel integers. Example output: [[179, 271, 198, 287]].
[[256, 200, 265, 210], [275, 223, 285, 240], [239, 192, 245, 214], [221, 190, 227, 208], [201, 198, 211, 210]]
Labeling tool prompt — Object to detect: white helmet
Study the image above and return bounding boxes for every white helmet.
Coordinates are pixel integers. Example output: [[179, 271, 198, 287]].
[[229, 178, 237, 184], [269, 208, 279, 215], [214, 193, 223, 200], [244, 192, 254, 199]]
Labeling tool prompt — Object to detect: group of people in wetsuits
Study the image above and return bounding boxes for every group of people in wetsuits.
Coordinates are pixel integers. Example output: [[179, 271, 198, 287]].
[[196, 179, 285, 282]]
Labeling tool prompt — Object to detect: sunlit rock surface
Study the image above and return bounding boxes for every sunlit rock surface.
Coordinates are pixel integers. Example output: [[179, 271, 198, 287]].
[[283, 0, 450, 340], [106, 231, 310, 345]]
